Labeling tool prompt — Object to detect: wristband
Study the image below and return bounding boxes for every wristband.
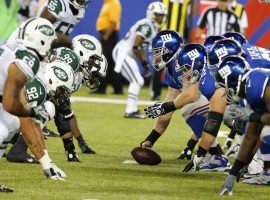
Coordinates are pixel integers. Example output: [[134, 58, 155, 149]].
[[162, 101, 176, 113], [249, 113, 263, 122]]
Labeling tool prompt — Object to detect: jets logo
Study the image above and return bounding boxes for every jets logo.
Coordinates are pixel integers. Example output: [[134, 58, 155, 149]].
[[38, 25, 54, 36], [187, 49, 199, 61], [53, 66, 68, 82], [215, 46, 228, 60], [218, 65, 232, 79], [79, 39, 96, 50], [160, 34, 172, 42]]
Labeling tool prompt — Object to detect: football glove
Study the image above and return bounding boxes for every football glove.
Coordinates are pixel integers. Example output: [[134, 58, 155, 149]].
[[31, 105, 50, 124], [178, 147, 192, 160], [182, 155, 205, 172], [228, 104, 253, 122], [43, 165, 65, 181], [144, 101, 176, 118], [220, 174, 236, 196], [55, 96, 74, 120]]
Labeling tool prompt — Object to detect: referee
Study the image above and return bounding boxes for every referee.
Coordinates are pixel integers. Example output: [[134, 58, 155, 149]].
[[195, 0, 240, 41]]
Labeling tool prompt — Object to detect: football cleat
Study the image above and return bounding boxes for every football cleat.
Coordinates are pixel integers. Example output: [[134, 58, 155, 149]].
[[79, 142, 96, 154], [124, 111, 147, 119], [242, 170, 270, 185], [199, 155, 230, 172], [66, 151, 80, 162], [178, 147, 192, 160], [225, 143, 240, 158], [6, 151, 39, 164], [0, 184, 14, 193]]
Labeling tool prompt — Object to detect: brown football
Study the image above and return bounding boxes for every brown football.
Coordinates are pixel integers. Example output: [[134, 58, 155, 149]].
[[131, 146, 161, 165]]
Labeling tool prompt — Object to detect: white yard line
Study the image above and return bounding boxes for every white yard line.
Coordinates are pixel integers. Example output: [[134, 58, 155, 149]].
[[70, 96, 155, 106]]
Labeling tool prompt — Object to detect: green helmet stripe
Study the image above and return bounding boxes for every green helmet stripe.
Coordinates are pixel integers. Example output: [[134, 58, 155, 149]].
[[21, 18, 36, 40]]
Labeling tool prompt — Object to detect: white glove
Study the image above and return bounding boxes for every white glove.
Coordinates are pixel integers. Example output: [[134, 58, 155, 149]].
[[31, 105, 50, 124], [228, 104, 253, 122], [220, 174, 236, 195]]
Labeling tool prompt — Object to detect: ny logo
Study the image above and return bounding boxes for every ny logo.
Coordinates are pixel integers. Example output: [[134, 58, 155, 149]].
[[160, 34, 172, 42], [218, 65, 232, 79], [215, 46, 228, 60], [187, 49, 199, 61]]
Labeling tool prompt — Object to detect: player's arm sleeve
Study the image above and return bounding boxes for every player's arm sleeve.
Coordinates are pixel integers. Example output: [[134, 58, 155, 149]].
[[197, 8, 209, 29]]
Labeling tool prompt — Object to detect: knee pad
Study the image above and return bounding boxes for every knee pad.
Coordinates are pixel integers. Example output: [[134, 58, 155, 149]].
[[203, 112, 223, 137], [54, 111, 71, 136]]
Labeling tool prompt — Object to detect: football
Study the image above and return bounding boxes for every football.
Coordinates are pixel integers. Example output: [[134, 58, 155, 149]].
[[131, 146, 161, 165]]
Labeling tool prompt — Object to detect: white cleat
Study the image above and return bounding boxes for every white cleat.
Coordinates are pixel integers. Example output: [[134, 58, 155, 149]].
[[243, 171, 270, 185]]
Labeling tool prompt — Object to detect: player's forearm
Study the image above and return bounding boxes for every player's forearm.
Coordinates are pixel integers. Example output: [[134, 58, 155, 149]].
[[133, 48, 146, 63]]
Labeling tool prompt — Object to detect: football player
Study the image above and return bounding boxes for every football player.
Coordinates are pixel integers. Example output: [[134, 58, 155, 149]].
[[143, 30, 229, 171], [48, 35, 107, 161], [217, 56, 270, 195], [0, 17, 66, 180], [7, 0, 94, 162], [112, 1, 167, 119]]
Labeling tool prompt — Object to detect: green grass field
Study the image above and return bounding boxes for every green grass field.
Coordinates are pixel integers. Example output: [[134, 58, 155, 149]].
[[1, 86, 270, 200]]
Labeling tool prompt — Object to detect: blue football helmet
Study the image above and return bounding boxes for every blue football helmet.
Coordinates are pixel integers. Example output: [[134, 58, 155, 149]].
[[175, 43, 207, 88], [208, 39, 243, 66], [222, 32, 248, 46], [203, 35, 225, 52], [215, 56, 250, 104], [149, 30, 184, 71]]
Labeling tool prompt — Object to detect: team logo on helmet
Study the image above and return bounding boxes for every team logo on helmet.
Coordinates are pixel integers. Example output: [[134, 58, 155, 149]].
[[38, 25, 54, 36], [53, 66, 68, 82], [79, 39, 96, 50]]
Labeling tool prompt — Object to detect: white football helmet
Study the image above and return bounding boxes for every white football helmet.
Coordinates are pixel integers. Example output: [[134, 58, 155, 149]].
[[72, 34, 105, 90], [146, 2, 167, 29], [67, 0, 90, 9], [42, 60, 75, 98], [17, 17, 56, 57]]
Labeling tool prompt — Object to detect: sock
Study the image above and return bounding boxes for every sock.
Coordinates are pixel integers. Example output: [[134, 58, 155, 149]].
[[75, 134, 85, 146], [126, 83, 140, 113], [197, 146, 207, 157], [228, 129, 237, 140], [62, 137, 75, 152], [209, 147, 221, 155], [186, 138, 197, 150]]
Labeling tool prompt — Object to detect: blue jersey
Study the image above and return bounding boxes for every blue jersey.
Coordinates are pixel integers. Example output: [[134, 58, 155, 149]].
[[243, 44, 270, 68], [200, 45, 270, 101], [199, 65, 218, 100], [245, 69, 270, 112]]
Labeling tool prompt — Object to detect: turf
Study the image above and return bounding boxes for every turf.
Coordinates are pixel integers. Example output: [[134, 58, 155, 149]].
[[1, 86, 269, 200]]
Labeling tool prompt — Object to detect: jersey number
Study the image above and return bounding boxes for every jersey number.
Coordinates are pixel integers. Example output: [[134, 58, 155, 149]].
[[55, 22, 74, 35], [26, 87, 39, 100]]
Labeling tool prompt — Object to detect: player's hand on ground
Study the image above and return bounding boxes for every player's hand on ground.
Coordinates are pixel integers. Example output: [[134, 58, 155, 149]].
[[31, 105, 50, 124], [220, 174, 236, 196], [144, 102, 165, 118], [182, 155, 204, 172], [140, 140, 153, 148], [43, 166, 65, 181]]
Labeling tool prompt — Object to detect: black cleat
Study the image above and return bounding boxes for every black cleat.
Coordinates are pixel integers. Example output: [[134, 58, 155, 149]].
[[124, 111, 147, 119], [0, 185, 13, 193], [79, 142, 96, 154], [6, 152, 39, 164], [43, 127, 59, 137], [66, 151, 80, 162]]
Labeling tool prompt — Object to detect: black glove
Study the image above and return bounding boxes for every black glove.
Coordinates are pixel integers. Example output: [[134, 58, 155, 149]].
[[142, 61, 151, 78], [55, 96, 73, 120], [30, 105, 50, 124], [144, 101, 176, 118], [178, 147, 192, 160]]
